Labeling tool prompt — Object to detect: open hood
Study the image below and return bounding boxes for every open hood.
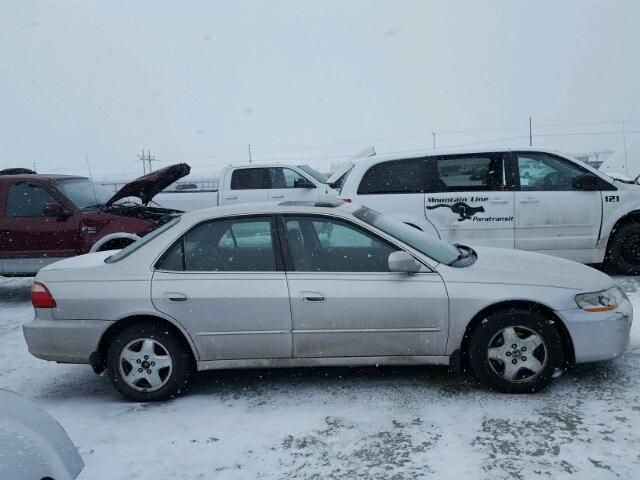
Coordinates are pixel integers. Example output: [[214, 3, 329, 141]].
[[105, 163, 191, 207]]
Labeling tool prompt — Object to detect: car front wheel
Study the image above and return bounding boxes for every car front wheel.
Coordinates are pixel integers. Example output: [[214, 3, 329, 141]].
[[468, 309, 563, 393], [106, 323, 194, 402]]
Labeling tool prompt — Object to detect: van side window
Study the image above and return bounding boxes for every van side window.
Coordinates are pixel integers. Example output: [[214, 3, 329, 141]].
[[429, 154, 508, 192], [5, 182, 58, 217], [518, 153, 588, 191], [230, 168, 268, 190], [357, 159, 425, 195]]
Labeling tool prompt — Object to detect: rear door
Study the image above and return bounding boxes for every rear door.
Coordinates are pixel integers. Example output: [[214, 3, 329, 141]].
[[151, 215, 292, 361], [280, 214, 449, 358], [424, 152, 515, 248], [514, 151, 603, 255], [0, 180, 79, 274], [222, 168, 269, 205], [267, 167, 319, 203]]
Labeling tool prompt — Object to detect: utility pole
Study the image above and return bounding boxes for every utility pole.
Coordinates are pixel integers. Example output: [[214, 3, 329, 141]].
[[32, 161, 37, 172], [529, 117, 533, 146], [432, 132, 436, 150], [146, 149, 158, 173], [622, 120, 629, 176], [137, 149, 147, 174], [248, 144, 252, 164]]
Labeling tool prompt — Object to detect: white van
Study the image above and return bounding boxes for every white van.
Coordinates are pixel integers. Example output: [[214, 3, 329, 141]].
[[337, 147, 640, 273]]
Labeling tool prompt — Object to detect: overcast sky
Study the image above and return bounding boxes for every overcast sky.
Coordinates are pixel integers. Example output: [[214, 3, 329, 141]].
[[2, 0, 640, 179]]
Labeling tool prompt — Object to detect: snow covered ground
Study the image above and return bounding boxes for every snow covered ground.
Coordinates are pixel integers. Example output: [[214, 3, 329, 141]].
[[1, 275, 639, 479]]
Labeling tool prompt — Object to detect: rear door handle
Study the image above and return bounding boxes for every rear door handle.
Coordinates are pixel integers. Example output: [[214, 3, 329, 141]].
[[519, 197, 540, 204], [301, 291, 326, 302], [163, 292, 189, 303], [271, 194, 284, 199]]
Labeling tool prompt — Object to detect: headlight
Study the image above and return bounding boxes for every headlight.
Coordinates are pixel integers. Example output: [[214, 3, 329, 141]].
[[575, 286, 626, 312]]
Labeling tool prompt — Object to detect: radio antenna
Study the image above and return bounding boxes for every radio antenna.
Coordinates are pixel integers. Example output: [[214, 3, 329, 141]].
[[85, 154, 100, 208]]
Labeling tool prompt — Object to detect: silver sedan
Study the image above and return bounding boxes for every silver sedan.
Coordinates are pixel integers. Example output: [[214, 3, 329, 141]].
[[24, 202, 632, 401]]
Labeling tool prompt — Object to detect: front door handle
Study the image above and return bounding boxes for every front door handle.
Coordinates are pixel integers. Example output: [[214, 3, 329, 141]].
[[488, 199, 509, 204], [519, 197, 540, 204], [163, 292, 189, 303], [301, 291, 326, 302], [224, 195, 238, 200], [271, 194, 284, 199]]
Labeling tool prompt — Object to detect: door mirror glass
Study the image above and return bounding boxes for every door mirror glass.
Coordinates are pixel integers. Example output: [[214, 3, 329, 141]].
[[572, 173, 601, 191], [42, 202, 69, 218], [388, 251, 420, 273]]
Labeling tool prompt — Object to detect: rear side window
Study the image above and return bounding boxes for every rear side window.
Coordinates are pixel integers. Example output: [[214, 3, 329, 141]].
[[357, 159, 425, 195], [429, 154, 508, 192], [157, 216, 277, 272], [230, 168, 268, 190], [5, 182, 58, 217]]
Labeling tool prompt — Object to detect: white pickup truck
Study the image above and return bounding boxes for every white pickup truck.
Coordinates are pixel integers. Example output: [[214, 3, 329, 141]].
[[155, 164, 337, 212], [336, 146, 640, 274]]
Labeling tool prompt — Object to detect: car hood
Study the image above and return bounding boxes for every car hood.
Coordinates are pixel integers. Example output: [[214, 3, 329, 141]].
[[437, 246, 615, 292], [105, 163, 191, 207]]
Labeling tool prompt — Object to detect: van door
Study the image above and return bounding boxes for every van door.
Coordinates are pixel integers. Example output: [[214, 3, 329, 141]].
[[267, 167, 319, 203], [222, 168, 269, 205], [424, 153, 515, 248], [514, 152, 603, 258]]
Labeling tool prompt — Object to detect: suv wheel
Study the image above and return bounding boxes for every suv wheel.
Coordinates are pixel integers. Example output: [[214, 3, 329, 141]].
[[468, 309, 563, 393], [607, 222, 640, 275], [106, 323, 194, 402]]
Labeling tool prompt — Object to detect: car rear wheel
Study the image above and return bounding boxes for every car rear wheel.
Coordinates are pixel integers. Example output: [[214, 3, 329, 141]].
[[468, 308, 563, 393], [607, 222, 640, 275], [106, 323, 193, 402]]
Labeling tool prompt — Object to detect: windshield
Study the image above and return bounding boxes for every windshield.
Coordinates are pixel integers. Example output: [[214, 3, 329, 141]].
[[105, 217, 181, 264], [353, 206, 460, 265], [56, 178, 113, 209], [297, 165, 329, 183]]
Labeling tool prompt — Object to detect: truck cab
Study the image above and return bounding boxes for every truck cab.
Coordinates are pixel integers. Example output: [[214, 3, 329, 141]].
[[339, 147, 640, 274]]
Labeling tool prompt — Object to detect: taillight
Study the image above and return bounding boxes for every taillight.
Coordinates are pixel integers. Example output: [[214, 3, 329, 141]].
[[31, 282, 57, 308], [343, 198, 352, 203]]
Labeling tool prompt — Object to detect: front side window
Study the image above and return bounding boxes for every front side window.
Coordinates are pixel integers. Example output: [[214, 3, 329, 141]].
[[5, 182, 58, 217], [518, 153, 588, 191], [357, 158, 425, 195], [283, 215, 397, 272], [230, 168, 268, 190], [269, 168, 312, 189], [430, 154, 507, 192], [158, 216, 277, 272]]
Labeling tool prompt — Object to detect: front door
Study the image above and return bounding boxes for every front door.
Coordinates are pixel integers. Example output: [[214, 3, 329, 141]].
[[424, 153, 515, 248], [267, 167, 319, 203], [0, 180, 78, 274], [280, 214, 449, 358], [151, 215, 292, 360], [514, 151, 602, 256]]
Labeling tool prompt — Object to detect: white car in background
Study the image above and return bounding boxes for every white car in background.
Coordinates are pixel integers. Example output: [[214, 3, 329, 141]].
[[337, 147, 640, 274], [155, 164, 337, 211]]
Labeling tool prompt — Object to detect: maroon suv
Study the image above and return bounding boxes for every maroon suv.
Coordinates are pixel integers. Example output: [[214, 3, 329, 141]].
[[0, 164, 189, 276]]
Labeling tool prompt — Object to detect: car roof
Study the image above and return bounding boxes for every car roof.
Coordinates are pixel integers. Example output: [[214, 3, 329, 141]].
[[180, 200, 355, 222], [0, 174, 87, 182]]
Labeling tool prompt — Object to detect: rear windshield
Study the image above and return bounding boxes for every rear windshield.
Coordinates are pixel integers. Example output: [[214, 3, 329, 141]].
[[353, 206, 459, 265], [105, 217, 181, 264]]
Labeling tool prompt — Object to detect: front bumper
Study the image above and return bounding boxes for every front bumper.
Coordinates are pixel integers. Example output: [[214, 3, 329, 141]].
[[23, 319, 115, 364], [557, 298, 633, 364]]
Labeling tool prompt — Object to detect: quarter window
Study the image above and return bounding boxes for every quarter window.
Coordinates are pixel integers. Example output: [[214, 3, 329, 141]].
[[230, 168, 268, 190], [283, 215, 398, 272], [5, 182, 58, 217], [357, 159, 425, 195], [158, 217, 277, 271], [517, 153, 588, 191], [430, 154, 508, 192]]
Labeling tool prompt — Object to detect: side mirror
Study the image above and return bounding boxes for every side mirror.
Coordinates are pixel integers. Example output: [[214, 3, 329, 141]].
[[294, 178, 316, 189], [42, 202, 70, 218], [388, 251, 420, 273], [572, 173, 600, 191]]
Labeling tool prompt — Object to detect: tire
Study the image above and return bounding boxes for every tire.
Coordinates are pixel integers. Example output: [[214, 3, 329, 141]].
[[468, 308, 563, 394], [106, 323, 194, 402], [607, 222, 640, 275]]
